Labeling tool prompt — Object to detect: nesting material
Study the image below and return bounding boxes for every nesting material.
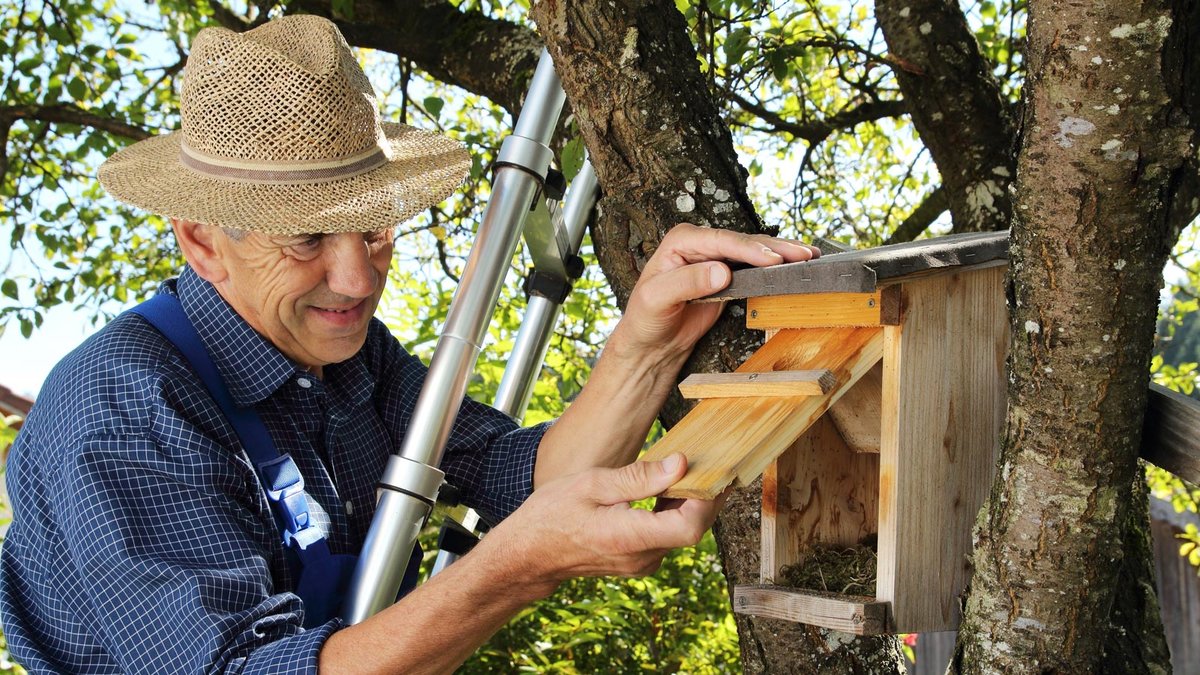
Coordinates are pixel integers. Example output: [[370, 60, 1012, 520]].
[[780, 542, 878, 597]]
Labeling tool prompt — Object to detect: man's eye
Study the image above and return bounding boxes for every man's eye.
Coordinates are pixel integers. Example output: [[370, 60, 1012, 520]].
[[297, 235, 324, 248]]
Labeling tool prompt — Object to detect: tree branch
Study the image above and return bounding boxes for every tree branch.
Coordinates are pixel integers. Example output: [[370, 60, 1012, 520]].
[[727, 92, 907, 143], [874, 0, 1017, 233], [0, 104, 151, 141], [884, 185, 947, 244], [207, 0, 250, 31]]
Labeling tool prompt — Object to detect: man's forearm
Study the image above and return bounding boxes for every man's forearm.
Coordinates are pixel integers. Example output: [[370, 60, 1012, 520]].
[[318, 536, 554, 674], [534, 325, 687, 487]]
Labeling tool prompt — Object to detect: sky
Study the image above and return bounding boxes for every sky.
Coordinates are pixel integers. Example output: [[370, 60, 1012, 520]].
[[0, 299, 112, 400]]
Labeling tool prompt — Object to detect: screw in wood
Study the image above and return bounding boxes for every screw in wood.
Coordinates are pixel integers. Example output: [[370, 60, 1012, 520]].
[[867, 299, 876, 308], [751, 309, 758, 318]]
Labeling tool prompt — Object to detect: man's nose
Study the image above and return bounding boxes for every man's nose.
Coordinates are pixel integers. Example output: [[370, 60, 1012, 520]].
[[325, 233, 380, 298]]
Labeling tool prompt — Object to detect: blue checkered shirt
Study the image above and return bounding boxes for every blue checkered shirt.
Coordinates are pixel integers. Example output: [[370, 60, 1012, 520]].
[[0, 267, 545, 673]]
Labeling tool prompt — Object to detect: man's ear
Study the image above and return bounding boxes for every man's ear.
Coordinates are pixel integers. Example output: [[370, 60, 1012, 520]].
[[171, 218, 230, 283]]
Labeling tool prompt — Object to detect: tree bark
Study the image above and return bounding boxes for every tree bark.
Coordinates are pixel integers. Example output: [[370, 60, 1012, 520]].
[[874, 0, 1017, 233], [953, 0, 1197, 669], [528, 1, 906, 672]]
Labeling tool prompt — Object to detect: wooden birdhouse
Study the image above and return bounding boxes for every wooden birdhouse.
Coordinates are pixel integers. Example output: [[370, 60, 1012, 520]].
[[642, 231, 1011, 635]]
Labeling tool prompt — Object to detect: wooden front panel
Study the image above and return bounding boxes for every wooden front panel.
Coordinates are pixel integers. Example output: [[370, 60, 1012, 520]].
[[876, 265, 1008, 633]]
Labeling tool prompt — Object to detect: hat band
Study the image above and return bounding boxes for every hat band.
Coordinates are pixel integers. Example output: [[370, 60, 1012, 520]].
[[179, 141, 389, 185]]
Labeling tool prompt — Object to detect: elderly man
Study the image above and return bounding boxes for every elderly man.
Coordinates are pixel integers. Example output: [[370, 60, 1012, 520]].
[[0, 15, 817, 674]]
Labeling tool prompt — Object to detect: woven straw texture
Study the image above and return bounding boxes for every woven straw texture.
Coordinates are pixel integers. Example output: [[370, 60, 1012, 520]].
[[99, 15, 469, 235]]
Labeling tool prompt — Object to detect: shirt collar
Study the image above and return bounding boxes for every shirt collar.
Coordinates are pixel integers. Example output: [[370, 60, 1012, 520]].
[[174, 266, 301, 407]]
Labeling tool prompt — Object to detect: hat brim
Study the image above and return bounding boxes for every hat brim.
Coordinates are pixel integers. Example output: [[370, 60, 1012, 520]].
[[98, 123, 469, 235]]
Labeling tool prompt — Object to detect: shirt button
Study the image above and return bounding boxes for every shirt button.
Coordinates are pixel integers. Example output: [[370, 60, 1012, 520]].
[[297, 377, 313, 389], [345, 501, 354, 515]]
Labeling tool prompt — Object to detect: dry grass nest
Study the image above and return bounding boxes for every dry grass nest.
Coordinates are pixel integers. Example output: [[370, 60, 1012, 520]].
[[779, 541, 878, 597]]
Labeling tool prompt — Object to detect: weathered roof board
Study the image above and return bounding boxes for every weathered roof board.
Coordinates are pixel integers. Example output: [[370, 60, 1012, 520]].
[[702, 230, 1010, 301]]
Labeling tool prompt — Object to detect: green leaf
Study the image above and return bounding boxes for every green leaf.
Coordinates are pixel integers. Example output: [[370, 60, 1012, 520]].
[[19, 318, 32, 339], [1, 279, 18, 300], [424, 96, 444, 120], [560, 136, 585, 182], [331, 0, 355, 21], [722, 28, 752, 67], [67, 77, 88, 101]]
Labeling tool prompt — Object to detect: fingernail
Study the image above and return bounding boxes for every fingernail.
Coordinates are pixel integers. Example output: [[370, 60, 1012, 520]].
[[762, 246, 783, 258], [709, 264, 729, 289], [661, 454, 682, 475]]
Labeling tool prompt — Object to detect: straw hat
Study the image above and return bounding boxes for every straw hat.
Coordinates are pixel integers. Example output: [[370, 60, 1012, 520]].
[[99, 15, 469, 235]]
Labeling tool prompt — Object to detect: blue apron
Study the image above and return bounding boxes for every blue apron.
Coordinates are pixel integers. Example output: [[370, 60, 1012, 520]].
[[129, 292, 420, 627]]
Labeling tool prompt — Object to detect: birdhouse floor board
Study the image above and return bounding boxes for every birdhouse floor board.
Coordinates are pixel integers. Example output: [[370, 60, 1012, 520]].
[[644, 326, 884, 500], [677, 369, 836, 398], [733, 585, 889, 635]]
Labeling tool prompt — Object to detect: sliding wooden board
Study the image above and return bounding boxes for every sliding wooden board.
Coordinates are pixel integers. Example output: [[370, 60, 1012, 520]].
[[678, 370, 835, 399], [643, 326, 884, 499], [733, 585, 889, 635], [1141, 384, 1200, 485], [702, 231, 1009, 301], [876, 266, 1007, 633], [747, 288, 901, 329]]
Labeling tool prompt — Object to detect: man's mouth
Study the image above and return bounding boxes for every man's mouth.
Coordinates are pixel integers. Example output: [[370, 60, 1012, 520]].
[[310, 298, 369, 326]]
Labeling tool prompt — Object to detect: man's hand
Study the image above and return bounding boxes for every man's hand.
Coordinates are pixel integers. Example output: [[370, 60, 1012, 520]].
[[487, 453, 724, 591], [610, 223, 820, 370], [535, 223, 818, 485]]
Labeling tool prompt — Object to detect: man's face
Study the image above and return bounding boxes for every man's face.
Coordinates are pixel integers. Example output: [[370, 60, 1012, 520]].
[[208, 227, 394, 372]]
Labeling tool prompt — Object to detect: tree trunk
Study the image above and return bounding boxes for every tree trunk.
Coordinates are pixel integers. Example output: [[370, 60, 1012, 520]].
[[953, 0, 1197, 669], [528, 1, 906, 672]]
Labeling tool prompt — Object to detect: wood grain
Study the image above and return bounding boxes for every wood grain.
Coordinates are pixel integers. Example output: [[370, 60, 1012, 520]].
[[761, 415, 879, 582], [678, 370, 836, 399], [875, 266, 1008, 633], [733, 585, 890, 635], [1142, 383, 1200, 485], [827, 362, 883, 454], [746, 288, 901, 329], [644, 326, 884, 499], [703, 231, 1010, 301]]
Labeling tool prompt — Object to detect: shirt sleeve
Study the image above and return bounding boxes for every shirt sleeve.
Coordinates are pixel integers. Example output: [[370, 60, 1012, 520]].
[[371, 329, 548, 525], [50, 431, 338, 674]]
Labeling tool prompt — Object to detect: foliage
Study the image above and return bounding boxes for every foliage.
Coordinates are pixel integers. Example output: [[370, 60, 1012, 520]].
[[0, 415, 19, 458]]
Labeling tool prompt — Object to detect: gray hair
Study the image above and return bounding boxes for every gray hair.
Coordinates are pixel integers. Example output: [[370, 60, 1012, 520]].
[[221, 227, 249, 241]]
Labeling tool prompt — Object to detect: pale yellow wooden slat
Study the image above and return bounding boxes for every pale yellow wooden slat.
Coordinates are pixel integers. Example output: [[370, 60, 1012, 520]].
[[733, 585, 889, 635], [746, 287, 900, 330], [875, 266, 1007, 634], [677, 369, 835, 399], [643, 326, 884, 500]]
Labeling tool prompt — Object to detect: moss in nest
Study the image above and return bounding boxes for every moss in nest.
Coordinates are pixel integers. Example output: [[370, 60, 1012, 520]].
[[779, 542, 878, 596]]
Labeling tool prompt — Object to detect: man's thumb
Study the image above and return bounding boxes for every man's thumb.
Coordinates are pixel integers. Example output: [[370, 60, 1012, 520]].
[[601, 454, 687, 504]]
